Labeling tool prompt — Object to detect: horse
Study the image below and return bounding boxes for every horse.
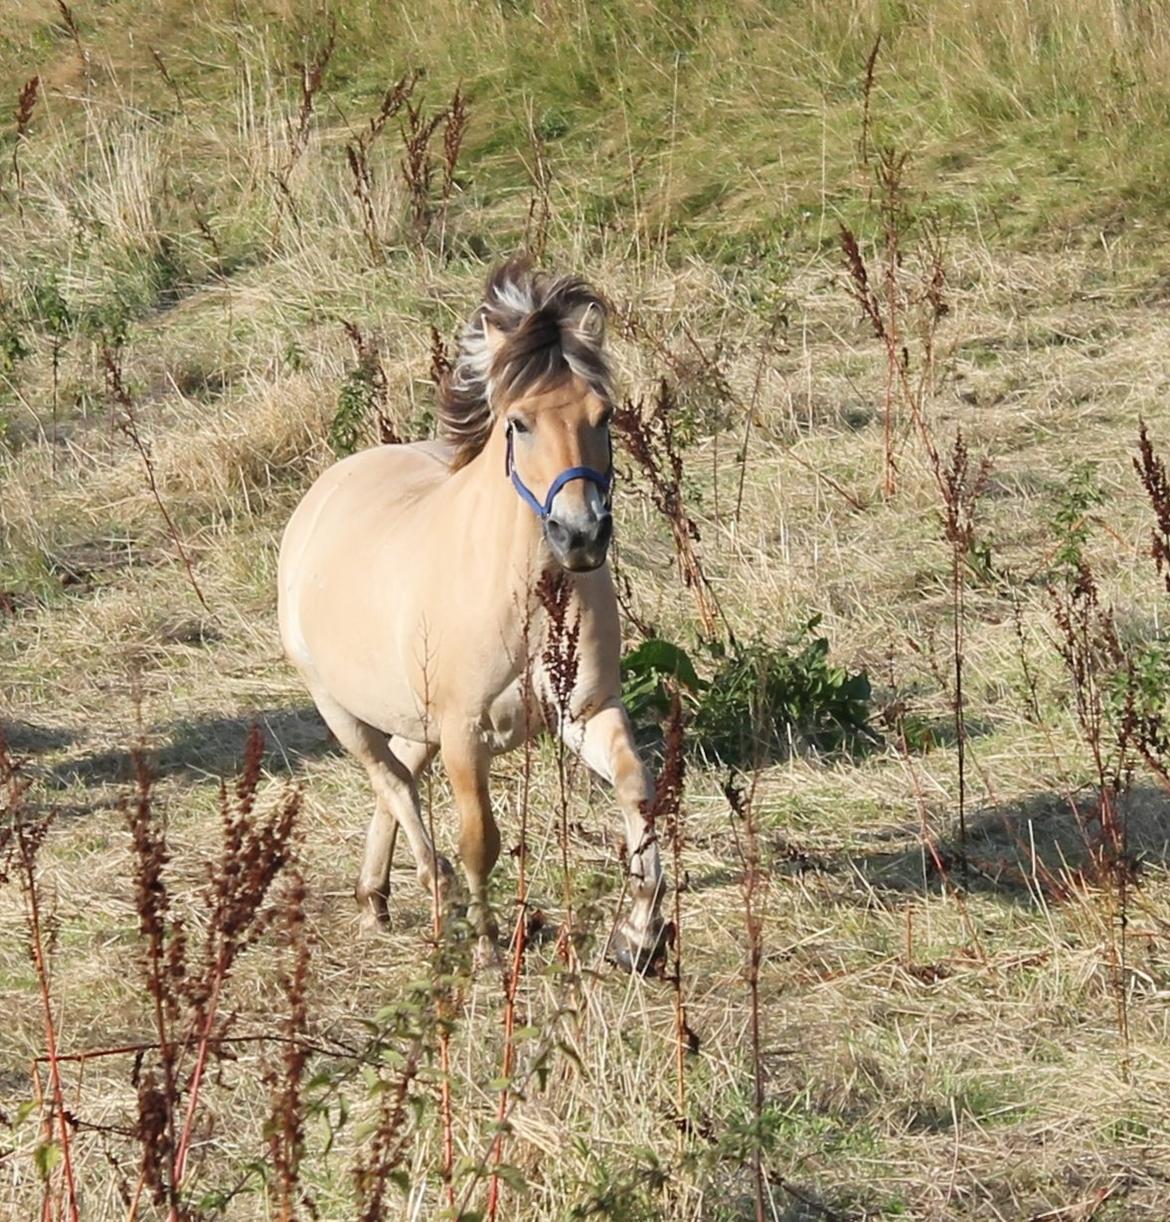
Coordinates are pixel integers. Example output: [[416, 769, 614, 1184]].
[[277, 258, 666, 972]]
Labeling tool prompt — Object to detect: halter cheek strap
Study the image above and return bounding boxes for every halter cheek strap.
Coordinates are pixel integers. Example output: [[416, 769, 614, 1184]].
[[505, 424, 614, 520]]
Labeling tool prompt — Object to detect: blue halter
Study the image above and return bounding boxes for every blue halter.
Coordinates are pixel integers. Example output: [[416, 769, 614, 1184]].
[[505, 423, 613, 520]]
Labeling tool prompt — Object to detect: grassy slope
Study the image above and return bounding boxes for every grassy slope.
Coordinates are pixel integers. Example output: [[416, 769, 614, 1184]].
[[4, 1, 1170, 1218]]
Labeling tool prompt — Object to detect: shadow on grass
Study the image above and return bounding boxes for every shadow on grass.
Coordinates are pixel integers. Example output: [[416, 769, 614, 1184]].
[[637, 711, 998, 783], [846, 783, 1170, 904], [1, 720, 79, 754], [43, 705, 337, 789]]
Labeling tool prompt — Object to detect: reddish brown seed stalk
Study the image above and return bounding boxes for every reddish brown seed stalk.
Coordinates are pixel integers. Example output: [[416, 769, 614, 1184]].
[[11, 75, 40, 199], [486, 604, 539, 1220], [345, 71, 419, 262], [2, 736, 79, 1221], [612, 381, 724, 639]]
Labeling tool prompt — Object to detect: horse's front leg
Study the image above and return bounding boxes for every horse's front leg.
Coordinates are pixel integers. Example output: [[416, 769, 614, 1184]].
[[441, 725, 501, 966], [569, 702, 667, 974]]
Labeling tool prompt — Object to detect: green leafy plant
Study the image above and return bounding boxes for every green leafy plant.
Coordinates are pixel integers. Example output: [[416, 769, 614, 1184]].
[[0, 296, 27, 443], [30, 274, 73, 460], [1049, 461, 1104, 582], [621, 617, 872, 765], [696, 626, 872, 763], [331, 369, 374, 457], [0, 299, 29, 377], [329, 323, 400, 457], [80, 296, 131, 352], [30, 275, 72, 343], [620, 638, 703, 726]]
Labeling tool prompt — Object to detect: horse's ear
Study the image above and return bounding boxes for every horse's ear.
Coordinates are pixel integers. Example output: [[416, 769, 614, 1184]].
[[483, 317, 508, 356], [569, 299, 606, 346]]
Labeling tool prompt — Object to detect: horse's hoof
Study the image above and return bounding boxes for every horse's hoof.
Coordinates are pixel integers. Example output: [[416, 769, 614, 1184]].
[[355, 885, 390, 933], [358, 906, 390, 934], [606, 922, 670, 977]]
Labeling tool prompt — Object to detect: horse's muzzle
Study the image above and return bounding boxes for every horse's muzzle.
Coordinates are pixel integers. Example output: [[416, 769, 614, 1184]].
[[545, 511, 613, 571]]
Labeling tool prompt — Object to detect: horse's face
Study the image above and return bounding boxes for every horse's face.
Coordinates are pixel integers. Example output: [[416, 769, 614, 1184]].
[[505, 376, 614, 572]]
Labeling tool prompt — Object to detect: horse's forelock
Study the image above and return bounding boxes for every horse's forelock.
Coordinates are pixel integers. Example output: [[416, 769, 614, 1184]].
[[439, 261, 611, 468]]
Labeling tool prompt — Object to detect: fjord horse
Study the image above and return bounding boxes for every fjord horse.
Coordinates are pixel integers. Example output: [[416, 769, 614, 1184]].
[[277, 260, 665, 970]]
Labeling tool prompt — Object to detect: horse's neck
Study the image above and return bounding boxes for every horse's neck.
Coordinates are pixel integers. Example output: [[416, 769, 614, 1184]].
[[438, 430, 617, 710], [448, 428, 600, 657], [447, 424, 551, 605]]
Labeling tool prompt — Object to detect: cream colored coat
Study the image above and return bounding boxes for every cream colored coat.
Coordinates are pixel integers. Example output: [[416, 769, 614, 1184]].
[[278, 381, 664, 969]]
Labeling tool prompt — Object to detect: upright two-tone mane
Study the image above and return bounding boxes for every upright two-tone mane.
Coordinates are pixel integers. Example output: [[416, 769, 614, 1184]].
[[439, 259, 615, 468]]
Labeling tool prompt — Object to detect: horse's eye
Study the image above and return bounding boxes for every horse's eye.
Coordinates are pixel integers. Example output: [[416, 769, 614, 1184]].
[[510, 417, 530, 435]]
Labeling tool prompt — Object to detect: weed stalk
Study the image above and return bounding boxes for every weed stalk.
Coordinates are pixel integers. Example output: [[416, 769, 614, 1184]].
[[10, 76, 40, 207], [939, 430, 990, 880], [839, 156, 949, 499], [1051, 562, 1132, 1069], [265, 868, 311, 1221], [613, 380, 725, 639], [859, 34, 881, 166], [656, 691, 690, 1144], [103, 345, 208, 612], [345, 71, 419, 263], [486, 606, 539, 1220], [3, 740, 80, 1222], [724, 773, 765, 1222], [272, 26, 336, 238], [538, 568, 582, 964]]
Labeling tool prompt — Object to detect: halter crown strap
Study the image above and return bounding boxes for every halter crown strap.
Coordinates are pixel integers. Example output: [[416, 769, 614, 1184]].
[[505, 424, 613, 521]]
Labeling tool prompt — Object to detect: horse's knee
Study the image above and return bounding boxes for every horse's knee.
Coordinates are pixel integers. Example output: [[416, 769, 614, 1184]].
[[613, 754, 653, 813]]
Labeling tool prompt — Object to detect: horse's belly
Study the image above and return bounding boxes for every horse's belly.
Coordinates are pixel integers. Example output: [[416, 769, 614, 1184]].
[[336, 671, 433, 742]]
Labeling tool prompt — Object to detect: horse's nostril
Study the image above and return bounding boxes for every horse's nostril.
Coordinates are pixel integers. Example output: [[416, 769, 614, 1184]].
[[546, 518, 571, 550], [545, 517, 577, 548], [547, 514, 611, 554]]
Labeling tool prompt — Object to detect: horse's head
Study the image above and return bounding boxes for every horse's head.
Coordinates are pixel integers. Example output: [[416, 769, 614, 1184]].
[[500, 375, 614, 572], [440, 259, 617, 572]]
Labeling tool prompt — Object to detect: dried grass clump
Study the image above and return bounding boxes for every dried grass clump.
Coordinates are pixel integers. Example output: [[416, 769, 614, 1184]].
[[150, 375, 336, 513]]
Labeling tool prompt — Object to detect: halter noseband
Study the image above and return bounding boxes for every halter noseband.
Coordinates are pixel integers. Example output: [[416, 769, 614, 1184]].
[[505, 422, 614, 521]]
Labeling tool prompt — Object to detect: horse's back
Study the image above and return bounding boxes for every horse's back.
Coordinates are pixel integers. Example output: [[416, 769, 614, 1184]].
[[406, 438, 457, 468], [281, 439, 452, 563]]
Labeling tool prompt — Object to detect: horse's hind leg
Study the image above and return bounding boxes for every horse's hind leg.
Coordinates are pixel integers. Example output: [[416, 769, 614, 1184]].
[[357, 736, 438, 928], [361, 796, 398, 927], [309, 689, 450, 928]]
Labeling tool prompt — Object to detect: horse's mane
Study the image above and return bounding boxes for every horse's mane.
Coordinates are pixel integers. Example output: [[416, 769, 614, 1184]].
[[438, 257, 613, 469]]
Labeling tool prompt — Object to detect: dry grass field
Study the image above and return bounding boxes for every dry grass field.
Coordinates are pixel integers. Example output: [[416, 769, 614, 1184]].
[[5, 2, 1170, 1218]]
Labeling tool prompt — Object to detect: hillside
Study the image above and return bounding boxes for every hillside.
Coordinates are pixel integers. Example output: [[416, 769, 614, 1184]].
[[4, 2, 1170, 1218]]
